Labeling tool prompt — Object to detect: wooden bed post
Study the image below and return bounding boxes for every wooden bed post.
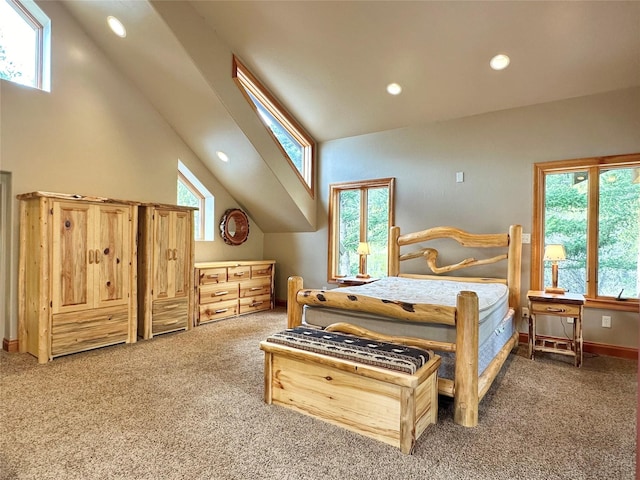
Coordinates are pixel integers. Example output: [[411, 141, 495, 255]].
[[287, 276, 304, 328], [507, 224, 522, 320], [388, 226, 400, 277], [454, 290, 479, 427]]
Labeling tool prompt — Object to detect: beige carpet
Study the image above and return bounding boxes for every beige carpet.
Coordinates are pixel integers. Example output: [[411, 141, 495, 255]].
[[0, 308, 636, 480]]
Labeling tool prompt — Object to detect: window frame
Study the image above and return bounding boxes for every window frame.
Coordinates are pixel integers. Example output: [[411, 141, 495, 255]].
[[178, 171, 205, 240], [328, 177, 395, 282], [0, 0, 50, 91], [177, 160, 214, 242], [532, 153, 640, 312], [232, 55, 315, 198]]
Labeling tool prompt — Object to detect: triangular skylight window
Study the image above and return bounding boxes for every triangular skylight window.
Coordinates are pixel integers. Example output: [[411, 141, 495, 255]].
[[232, 55, 315, 197]]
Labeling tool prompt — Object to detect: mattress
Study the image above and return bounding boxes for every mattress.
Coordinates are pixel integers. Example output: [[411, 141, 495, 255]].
[[302, 276, 514, 380], [304, 276, 510, 345]]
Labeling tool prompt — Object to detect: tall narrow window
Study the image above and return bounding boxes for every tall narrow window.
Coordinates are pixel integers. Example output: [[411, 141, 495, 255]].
[[0, 0, 50, 91], [532, 153, 640, 310], [328, 178, 395, 281], [177, 161, 214, 241], [232, 55, 315, 197]]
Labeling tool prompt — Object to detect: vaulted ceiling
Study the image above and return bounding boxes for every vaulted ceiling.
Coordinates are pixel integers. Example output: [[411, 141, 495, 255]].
[[61, 0, 640, 232]]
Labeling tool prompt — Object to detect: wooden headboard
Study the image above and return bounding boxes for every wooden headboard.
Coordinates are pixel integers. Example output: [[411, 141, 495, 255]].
[[388, 224, 523, 315]]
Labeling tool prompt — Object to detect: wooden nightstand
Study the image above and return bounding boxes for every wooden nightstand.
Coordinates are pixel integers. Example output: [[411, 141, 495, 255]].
[[335, 276, 380, 287], [527, 290, 585, 367]]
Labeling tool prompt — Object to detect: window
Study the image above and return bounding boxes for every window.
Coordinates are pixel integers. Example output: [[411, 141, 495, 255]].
[[177, 161, 214, 241], [232, 55, 315, 196], [328, 178, 395, 281], [532, 153, 640, 310], [0, 0, 50, 91]]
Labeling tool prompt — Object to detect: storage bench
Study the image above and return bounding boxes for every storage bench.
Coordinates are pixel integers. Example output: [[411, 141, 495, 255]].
[[260, 325, 441, 454]]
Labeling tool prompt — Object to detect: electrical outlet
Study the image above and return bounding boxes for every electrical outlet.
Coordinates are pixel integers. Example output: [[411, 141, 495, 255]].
[[522, 233, 531, 244], [521, 307, 529, 318], [567, 317, 574, 324], [602, 315, 612, 328]]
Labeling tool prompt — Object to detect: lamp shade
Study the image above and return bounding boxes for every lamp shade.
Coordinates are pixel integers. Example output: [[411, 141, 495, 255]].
[[357, 242, 371, 256], [543, 244, 566, 262]]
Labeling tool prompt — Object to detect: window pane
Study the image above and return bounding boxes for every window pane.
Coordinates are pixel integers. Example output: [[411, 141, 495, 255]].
[[544, 172, 588, 294], [367, 187, 389, 278], [0, 0, 38, 87], [177, 178, 201, 239], [246, 90, 304, 171], [598, 167, 640, 299], [337, 189, 361, 277]]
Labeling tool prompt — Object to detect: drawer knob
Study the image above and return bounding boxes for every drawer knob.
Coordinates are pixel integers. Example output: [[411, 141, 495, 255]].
[[213, 291, 229, 296], [546, 307, 566, 313]]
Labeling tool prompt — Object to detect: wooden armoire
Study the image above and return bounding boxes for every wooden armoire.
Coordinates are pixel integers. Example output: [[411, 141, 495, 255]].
[[17, 192, 138, 363], [137, 203, 195, 339]]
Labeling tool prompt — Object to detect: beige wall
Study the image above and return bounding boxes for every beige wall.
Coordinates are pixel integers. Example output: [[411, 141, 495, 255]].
[[265, 87, 640, 349], [0, 1, 262, 342]]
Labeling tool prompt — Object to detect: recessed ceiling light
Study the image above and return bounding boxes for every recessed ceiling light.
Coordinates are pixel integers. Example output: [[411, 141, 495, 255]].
[[107, 16, 126, 38], [490, 54, 510, 71], [386, 83, 402, 95], [216, 151, 229, 162]]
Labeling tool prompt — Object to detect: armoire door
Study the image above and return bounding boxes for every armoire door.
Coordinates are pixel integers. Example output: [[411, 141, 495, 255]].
[[93, 204, 131, 309], [52, 202, 131, 313], [152, 209, 191, 300], [152, 209, 172, 300], [52, 201, 94, 314], [172, 210, 191, 298]]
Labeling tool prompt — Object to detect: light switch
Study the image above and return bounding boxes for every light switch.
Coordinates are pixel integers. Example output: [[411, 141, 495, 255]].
[[456, 171, 464, 183]]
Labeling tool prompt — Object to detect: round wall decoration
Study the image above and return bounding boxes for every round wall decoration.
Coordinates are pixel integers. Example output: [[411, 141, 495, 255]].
[[219, 208, 250, 245]]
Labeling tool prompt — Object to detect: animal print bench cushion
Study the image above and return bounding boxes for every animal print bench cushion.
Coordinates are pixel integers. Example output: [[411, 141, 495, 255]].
[[266, 327, 432, 374]]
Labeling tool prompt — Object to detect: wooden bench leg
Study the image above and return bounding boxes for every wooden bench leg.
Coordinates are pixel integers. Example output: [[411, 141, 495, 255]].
[[400, 386, 416, 454]]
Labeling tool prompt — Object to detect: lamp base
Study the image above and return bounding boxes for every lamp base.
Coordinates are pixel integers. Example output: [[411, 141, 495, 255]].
[[356, 273, 371, 279], [544, 286, 566, 294]]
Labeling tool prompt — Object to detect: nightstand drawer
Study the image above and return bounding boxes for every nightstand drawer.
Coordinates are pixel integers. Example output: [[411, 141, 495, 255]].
[[530, 302, 581, 317]]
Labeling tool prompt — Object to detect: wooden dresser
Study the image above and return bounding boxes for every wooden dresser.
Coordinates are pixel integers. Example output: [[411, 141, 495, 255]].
[[17, 192, 138, 363], [194, 260, 275, 325]]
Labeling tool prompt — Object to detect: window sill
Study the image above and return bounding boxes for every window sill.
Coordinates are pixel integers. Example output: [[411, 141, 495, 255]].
[[585, 298, 638, 312]]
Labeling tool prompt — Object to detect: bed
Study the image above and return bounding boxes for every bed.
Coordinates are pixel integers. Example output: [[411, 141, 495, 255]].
[[287, 224, 522, 427]]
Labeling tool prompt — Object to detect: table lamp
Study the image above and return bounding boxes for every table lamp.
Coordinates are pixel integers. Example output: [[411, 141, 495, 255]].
[[356, 242, 370, 278], [544, 244, 566, 294]]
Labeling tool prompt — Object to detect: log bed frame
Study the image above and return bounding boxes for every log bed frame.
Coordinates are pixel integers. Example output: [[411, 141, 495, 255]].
[[287, 224, 522, 427]]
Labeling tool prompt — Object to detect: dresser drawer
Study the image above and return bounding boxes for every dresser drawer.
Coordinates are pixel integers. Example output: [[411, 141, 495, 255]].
[[228, 266, 251, 281], [199, 282, 239, 304], [199, 300, 239, 323], [530, 301, 581, 317], [152, 297, 189, 334], [198, 267, 228, 285], [239, 294, 271, 314], [251, 264, 273, 278], [52, 307, 129, 356], [239, 278, 271, 298]]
